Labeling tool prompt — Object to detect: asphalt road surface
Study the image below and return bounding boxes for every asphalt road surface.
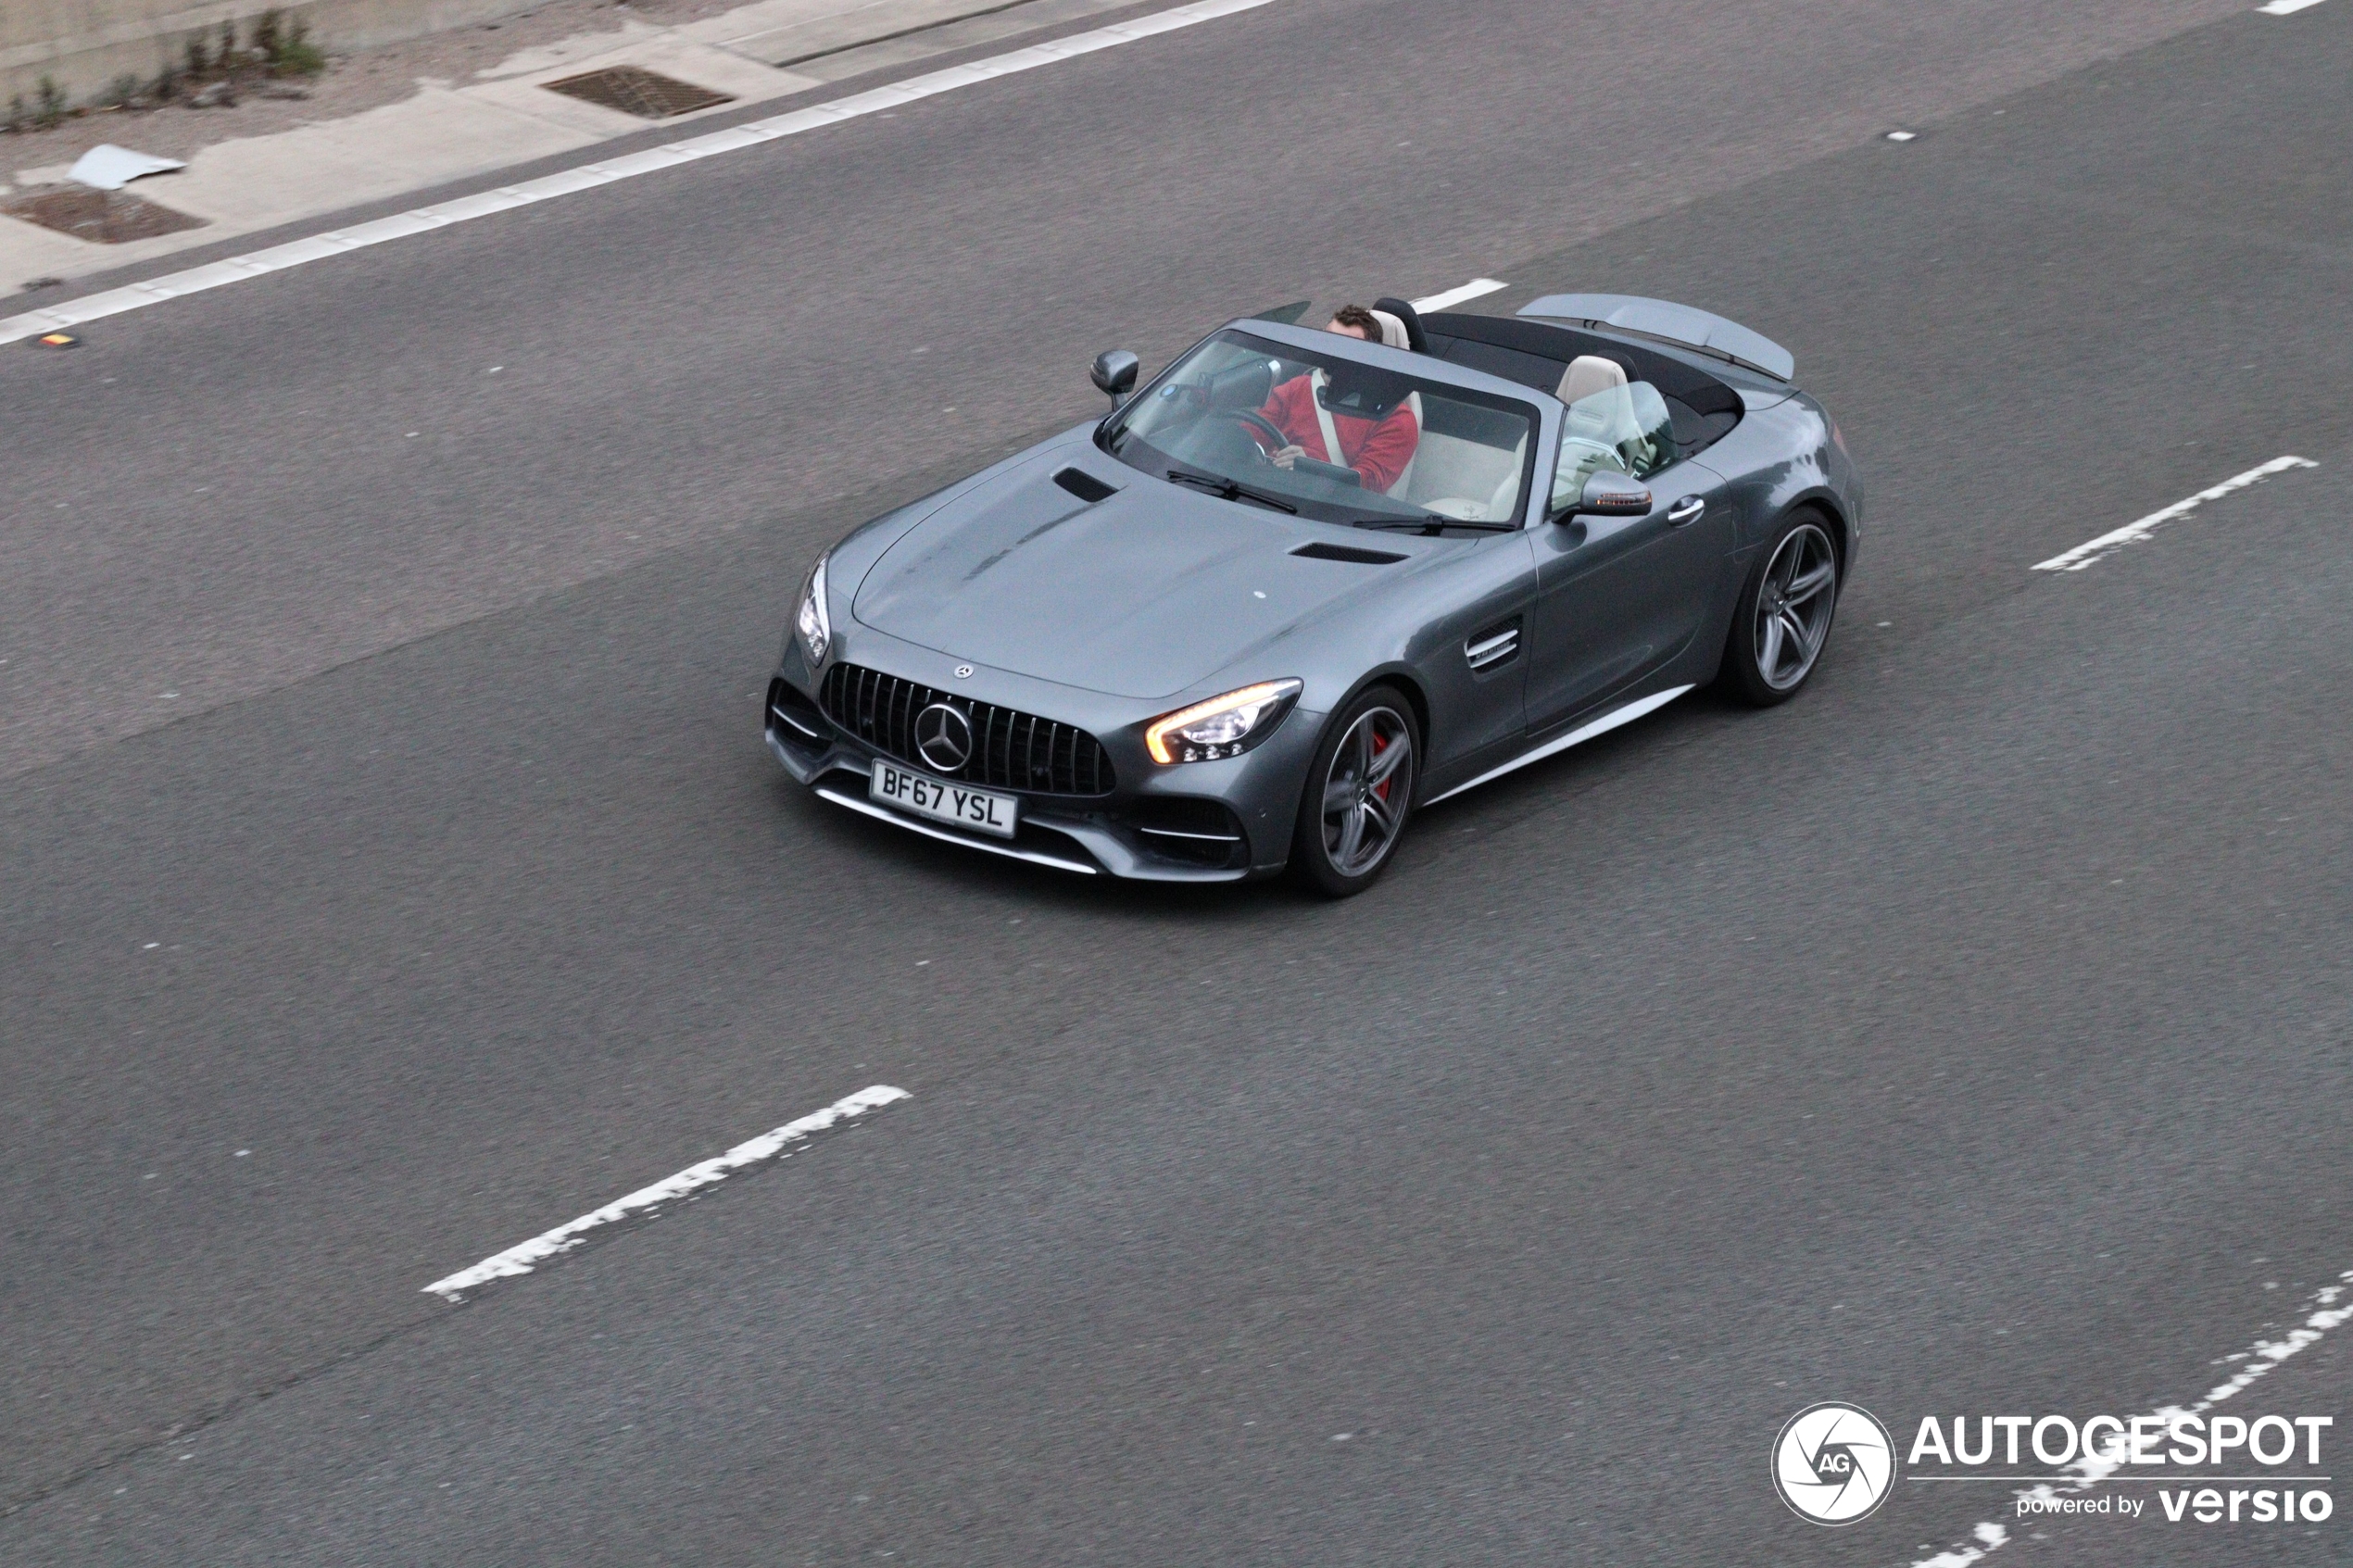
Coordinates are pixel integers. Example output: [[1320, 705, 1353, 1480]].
[[3, 0, 2349, 1562]]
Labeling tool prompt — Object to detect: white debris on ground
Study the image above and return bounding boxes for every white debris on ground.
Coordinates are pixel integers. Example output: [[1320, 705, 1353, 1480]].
[[66, 144, 186, 191]]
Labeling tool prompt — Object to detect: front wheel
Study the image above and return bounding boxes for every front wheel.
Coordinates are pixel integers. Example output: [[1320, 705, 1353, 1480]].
[[1291, 684, 1419, 897], [1719, 511, 1840, 706]]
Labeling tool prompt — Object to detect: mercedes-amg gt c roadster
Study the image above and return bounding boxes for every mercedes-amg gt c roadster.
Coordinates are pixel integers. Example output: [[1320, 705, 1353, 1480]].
[[765, 292, 1863, 895]]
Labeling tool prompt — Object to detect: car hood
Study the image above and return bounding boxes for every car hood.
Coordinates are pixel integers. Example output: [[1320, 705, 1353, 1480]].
[[851, 457, 1392, 700]]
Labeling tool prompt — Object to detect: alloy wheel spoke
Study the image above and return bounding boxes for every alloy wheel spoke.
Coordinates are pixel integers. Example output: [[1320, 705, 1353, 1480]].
[[1758, 609, 1785, 676], [1785, 560, 1835, 604], [1335, 804, 1367, 867], [1780, 608, 1811, 655], [1324, 780, 1358, 816], [1366, 732, 1409, 785]]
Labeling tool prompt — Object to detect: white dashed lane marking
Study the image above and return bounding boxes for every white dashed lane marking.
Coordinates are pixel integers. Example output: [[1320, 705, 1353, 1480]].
[[2031, 455, 2317, 572], [0, 0, 1277, 346], [2258, 0, 2328, 16], [1409, 278, 1507, 312], [422, 1085, 909, 1301]]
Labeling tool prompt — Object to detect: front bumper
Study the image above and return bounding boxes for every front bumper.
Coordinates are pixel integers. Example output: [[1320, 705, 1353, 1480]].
[[764, 634, 1323, 883]]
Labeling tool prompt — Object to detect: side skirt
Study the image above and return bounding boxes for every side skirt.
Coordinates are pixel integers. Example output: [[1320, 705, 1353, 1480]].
[[1422, 684, 1694, 806]]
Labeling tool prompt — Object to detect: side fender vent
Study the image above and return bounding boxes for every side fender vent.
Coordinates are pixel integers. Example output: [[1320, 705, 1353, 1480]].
[[1290, 541, 1408, 565], [1465, 618, 1521, 672], [1053, 467, 1119, 503]]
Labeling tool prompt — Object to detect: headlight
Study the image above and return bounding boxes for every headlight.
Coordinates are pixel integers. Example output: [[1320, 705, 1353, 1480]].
[[795, 553, 831, 663], [1145, 679, 1302, 764]]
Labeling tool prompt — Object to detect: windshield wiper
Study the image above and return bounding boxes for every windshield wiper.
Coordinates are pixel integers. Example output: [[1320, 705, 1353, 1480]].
[[1165, 469, 1299, 514], [1351, 515, 1515, 534]]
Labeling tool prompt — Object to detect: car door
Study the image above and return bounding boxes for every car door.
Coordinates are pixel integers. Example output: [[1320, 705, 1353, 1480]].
[[1523, 391, 1735, 728]]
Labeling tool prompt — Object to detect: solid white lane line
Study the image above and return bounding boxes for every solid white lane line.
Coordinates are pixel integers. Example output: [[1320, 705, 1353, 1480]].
[[1905, 1267, 2353, 1568], [422, 1085, 909, 1300], [2031, 455, 2317, 571], [1410, 277, 1507, 313], [0, 0, 1277, 347], [2258, 0, 2328, 15], [1425, 684, 1692, 805]]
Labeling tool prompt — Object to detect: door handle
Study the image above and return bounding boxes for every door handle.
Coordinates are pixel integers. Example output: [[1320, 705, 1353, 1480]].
[[1667, 495, 1705, 525]]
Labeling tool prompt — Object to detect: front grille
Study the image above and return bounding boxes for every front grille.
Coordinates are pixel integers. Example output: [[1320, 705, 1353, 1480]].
[[821, 663, 1116, 797]]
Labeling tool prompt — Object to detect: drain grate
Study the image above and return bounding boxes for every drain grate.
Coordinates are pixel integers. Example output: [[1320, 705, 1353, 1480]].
[[3, 187, 207, 245], [541, 66, 735, 119]]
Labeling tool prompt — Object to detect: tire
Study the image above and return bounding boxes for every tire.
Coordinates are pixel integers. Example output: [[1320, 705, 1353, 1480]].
[[1719, 509, 1841, 707], [1291, 684, 1420, 897]]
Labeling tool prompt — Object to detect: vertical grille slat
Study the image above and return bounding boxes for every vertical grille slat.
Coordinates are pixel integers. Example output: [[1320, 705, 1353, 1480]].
[[816, 662, 1114, 797], [891, 680, 918, 761]]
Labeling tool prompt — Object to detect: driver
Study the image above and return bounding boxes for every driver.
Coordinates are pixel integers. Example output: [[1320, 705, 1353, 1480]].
[[1252, 305, 1420, 493]]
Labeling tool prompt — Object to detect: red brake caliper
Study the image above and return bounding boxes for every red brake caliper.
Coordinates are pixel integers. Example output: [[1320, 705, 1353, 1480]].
[[1369, 730, 1391, 803]]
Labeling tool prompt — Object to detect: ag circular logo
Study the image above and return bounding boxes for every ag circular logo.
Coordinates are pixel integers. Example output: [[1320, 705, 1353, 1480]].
[[1772, 1402, 1896, 1525]]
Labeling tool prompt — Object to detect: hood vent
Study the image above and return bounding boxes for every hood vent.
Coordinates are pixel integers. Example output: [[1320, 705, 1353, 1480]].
[[1053, 467, 1119, 503], [1290, 541, 1407, 565]]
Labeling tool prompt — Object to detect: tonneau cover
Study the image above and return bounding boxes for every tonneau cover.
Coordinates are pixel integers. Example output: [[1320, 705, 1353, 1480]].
[[1517, 294, 1794, 383]]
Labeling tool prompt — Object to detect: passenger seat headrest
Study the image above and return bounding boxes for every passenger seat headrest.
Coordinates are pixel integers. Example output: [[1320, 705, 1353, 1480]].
[[1370, 296, 1430, 353], [1558, 355, 1629, 405], [1366, 309, 1412, 351]]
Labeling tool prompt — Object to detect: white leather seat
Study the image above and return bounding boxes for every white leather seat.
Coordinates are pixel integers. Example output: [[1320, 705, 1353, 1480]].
[[1557, 354, 1627, 405], [1364, 309, 1423, 499], [1557, 354, 1646, 464], [1400, 431, 1526, 521]]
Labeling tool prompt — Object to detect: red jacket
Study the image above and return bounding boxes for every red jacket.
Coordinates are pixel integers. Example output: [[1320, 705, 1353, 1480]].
[[1256, 376, 1419, 494]]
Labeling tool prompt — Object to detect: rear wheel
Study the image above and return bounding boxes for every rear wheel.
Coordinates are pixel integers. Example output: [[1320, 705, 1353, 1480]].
[[1291, 684, 1419, 897], [1720, 510, 1840, 706]]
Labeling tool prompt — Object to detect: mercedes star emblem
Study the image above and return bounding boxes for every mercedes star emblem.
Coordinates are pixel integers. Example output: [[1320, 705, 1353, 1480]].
[[954, 664, 975, 679], [913, 701, 975, 772]]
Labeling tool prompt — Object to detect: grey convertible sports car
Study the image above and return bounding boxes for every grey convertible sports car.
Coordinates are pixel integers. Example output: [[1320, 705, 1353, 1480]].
[[765, 292, 1862, 895]]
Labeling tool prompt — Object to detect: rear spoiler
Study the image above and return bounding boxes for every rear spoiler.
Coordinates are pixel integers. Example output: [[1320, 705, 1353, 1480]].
[[1517, 294, 1794, 383]]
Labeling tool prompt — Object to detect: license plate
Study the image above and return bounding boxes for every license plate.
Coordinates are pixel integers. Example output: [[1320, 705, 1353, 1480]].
[[869, 760, 1019, 839]]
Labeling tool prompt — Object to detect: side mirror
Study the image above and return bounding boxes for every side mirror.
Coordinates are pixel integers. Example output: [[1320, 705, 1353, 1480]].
[[1090, 349, 1140, 402], [1556, 468, 1652, 521]]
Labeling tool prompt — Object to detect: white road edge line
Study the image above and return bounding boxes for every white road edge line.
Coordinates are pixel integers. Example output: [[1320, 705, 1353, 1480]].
[[0, 0, 1277, 347], [2031, 455, 2317, 571], [422, 1084, 910, 1300], [1906, 1267, 2353, 1568], [2257, 0, 2328, 16], [1409, 277, 1507, 313]]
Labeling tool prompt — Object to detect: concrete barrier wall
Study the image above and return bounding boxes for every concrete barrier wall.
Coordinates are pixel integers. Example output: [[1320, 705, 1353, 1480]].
[[4, 0, 541, 110]]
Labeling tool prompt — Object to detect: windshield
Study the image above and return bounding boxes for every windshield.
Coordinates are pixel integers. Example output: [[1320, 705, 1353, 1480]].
[[1102, 330, 1540, 529]]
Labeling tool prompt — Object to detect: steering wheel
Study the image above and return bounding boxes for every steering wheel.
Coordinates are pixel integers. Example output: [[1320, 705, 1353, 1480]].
[[1219, 408, 1291, 457]]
